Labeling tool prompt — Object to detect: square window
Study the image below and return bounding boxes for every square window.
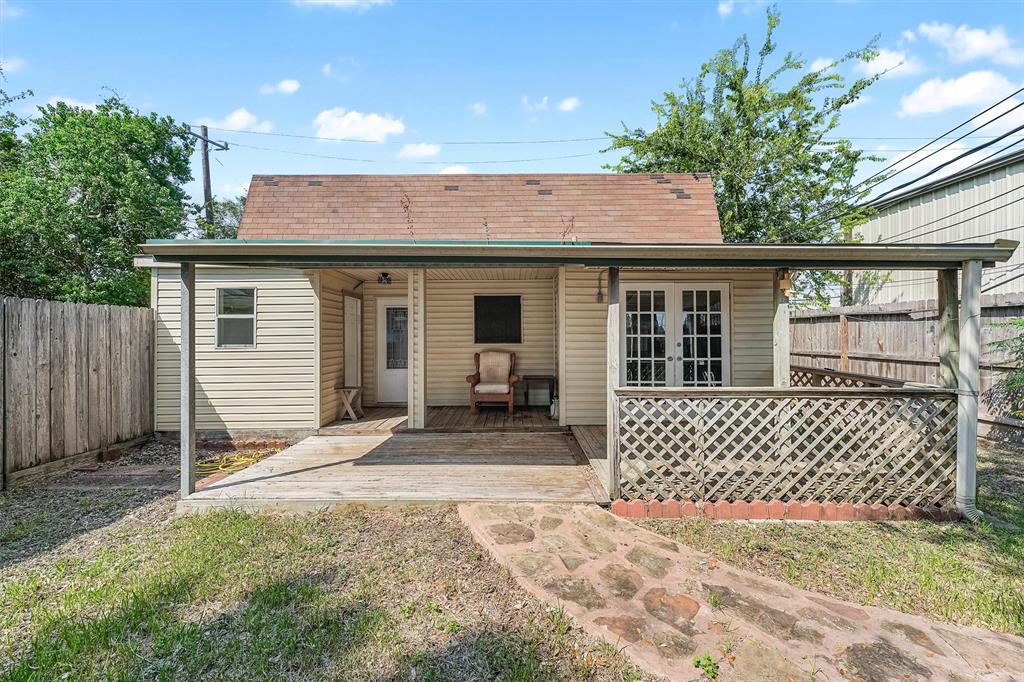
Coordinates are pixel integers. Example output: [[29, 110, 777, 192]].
[[474, 295, 522, 344]]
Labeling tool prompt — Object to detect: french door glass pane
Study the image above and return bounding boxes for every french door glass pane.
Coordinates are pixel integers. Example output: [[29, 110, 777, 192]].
[[624, 288, 668, 387], [679, 287, 724, 386], [385, 307, 408, 369]]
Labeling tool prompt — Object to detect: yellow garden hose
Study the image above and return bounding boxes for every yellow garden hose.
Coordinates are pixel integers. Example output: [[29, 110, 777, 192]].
[[195, 449, 276, 475]]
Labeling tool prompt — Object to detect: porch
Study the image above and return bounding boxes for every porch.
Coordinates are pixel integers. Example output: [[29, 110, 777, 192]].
[[179, 429, 607, 511], [319, 405, 561, 435]]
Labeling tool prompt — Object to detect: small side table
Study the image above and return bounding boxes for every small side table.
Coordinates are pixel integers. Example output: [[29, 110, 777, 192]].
[[335, 386, 365, 421], [520, 375, 556, 408]]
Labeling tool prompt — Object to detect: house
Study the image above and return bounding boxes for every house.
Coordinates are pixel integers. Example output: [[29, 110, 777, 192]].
[[138, 173, 1017, 518], [854, 148, 1024, 303]]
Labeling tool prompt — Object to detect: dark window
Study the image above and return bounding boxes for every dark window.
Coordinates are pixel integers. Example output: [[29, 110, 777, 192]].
[[474, 295, 522, 344]]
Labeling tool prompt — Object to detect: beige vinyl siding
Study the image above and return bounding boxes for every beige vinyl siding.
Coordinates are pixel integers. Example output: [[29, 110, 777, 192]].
[[154, 266, 317, 431], [359, 276, 556, 406], [318, 270, 359, 426], [560, 266, 775, 425]]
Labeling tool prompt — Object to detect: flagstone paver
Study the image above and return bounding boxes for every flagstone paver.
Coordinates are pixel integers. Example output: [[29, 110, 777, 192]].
[[460, 502, 1024, 681]]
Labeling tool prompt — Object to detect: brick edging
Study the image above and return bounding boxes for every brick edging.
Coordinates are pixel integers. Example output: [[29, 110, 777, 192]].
[[610, 499, 961, 521]]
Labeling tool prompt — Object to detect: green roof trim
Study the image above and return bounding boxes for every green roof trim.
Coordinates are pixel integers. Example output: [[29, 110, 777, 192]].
[[146, 238, 593, 246]]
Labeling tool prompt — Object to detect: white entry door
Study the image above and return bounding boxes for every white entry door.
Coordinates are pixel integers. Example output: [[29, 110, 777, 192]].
[[621, 284, 731, 387], [376, 298, 408, 404]]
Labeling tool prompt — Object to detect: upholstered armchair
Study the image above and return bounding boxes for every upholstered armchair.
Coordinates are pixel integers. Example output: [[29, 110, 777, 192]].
[[466, 351, 519, 414]]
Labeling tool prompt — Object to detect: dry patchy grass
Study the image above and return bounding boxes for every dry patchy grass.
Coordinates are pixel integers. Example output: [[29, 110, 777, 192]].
[[642, 439, 1024, 636]]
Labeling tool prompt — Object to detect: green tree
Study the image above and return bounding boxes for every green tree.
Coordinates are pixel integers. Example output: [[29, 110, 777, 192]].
[[0, 96, 194, 306], [194, 194, 246, 239], [607, 8, 884, 304]]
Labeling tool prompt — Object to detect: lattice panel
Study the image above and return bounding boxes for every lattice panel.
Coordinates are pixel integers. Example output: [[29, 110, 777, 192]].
[[616, 390, 957, 506]]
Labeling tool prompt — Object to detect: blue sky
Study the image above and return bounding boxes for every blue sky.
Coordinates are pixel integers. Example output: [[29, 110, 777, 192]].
[[1, 0, 1022, 206]]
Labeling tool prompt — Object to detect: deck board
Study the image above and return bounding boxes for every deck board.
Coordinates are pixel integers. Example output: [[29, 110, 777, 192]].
[[180, 431, 604, 511], [571, 425, 609, 496]]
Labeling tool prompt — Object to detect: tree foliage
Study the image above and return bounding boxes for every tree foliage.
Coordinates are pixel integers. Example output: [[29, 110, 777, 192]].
[[607, 8, 885, 303], [0, 96, 194, 306], [193, 194, 246, 240]]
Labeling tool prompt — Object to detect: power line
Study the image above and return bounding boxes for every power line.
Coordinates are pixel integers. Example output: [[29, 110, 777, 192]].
[[945, 225, 1024, 244], [870, 121, 1024, 205], [800, 87, 1024, 230], [196, 125, 609, 146], [226, 140, 606, 165]]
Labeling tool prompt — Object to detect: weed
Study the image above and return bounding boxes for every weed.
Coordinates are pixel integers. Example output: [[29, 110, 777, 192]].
[[693, 653, 719, 678]]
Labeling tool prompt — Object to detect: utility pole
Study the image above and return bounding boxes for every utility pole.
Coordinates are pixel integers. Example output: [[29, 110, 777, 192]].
[[187, 126, 229, 236]]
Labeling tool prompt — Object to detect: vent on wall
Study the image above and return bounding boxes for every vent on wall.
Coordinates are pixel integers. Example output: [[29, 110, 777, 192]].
[[537, 189, 553, 195], [307, 180, 323, 186], [525, 179, 541, 185], [444, 185, 459, 191]]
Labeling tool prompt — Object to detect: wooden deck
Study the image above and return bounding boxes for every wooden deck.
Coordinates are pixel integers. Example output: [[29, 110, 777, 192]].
[[179, 431, 609, 512], [571, 425, 609, 492], [319, 405, 562, 435]]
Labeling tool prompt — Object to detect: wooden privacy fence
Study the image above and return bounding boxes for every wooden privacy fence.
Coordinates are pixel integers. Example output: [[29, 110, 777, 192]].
[[1, 297, 154, 487], [613, 384, 957, 508], [790, 293, 1023, 439]]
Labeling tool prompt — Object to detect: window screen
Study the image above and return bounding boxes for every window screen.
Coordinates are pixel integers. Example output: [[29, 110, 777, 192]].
[[474, 295, 522, 344], [216, 288, 256, 348]]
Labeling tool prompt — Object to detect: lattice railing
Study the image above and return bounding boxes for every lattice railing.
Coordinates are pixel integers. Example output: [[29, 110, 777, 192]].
[[790, 364, 906, 388], [613, 387, 957, 507]]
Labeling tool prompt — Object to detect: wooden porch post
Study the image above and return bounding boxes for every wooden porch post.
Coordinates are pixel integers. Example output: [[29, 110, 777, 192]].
[[408, 268, 427, 429], [180, 263, 196, 497], [606, 267, 620, 499], [956, 260, 982, 517], [954, 259, 978, 516], [773, 269, 791, 387], [937, 269, 959, 389]]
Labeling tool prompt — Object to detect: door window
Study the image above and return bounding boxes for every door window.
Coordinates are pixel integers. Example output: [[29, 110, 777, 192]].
[[385, 307, 408, 369], [624, 289, 668, 387]]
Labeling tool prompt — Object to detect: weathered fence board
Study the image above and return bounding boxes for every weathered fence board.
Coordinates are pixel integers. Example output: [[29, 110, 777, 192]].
[[614, 385, 958, 507], [791, 293, 1023, 440], [1, 297, 154, 487]]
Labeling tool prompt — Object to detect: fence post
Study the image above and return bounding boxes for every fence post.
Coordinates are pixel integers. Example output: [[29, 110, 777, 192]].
[[839, 313, 850, 372], [937, 269, 959, 389], [1, 298, 5, 490]]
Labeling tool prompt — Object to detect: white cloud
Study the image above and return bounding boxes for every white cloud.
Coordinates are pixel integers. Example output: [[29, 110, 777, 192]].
[[312, 107, 404, 142], [901, 29, 917, 43], [47, 96, 96, 111], [470, 101, 486, 116], [717, 0, 767, 19], [521, 95, 548, 112], [397, 142, 440, 159], [218, 182, 249, 197], [809, 57, 834, 72], [439, 165, 470, 175], [854, 48, 923, 77], [898, 70, 1018, 117], [0, 56, 26, 73], [259, 79, 301, 95], [918, 22, 1024, 66], [557, 96, 581, 112], [293, 0, 390, 9], [199, 108, 274, 133], [321, 63, 332, 76]]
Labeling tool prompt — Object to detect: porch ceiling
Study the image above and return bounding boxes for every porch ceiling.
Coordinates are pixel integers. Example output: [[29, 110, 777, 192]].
[[337, 266, 557, 282], [142, 239, 1018, 271]]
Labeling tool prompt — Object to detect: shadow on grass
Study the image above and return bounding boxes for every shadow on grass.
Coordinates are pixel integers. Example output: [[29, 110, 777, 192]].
[[3, 568, 401, 680], [0, 483, 170, 570]]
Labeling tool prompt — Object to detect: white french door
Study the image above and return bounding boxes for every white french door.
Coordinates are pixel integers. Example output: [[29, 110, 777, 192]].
[[620, 283, 731, 387]]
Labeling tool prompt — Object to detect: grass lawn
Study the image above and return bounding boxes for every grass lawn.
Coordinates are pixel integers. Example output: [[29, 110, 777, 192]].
[[0, 458, 646, 681], [642, 439, 1024, 636]]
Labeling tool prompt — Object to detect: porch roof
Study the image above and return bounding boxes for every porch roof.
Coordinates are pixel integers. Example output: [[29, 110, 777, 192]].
[[141, 238, 1018, 270]]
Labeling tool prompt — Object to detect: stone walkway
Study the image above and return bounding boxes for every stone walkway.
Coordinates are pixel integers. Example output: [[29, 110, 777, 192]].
[[459, 503, 1024, 681]]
